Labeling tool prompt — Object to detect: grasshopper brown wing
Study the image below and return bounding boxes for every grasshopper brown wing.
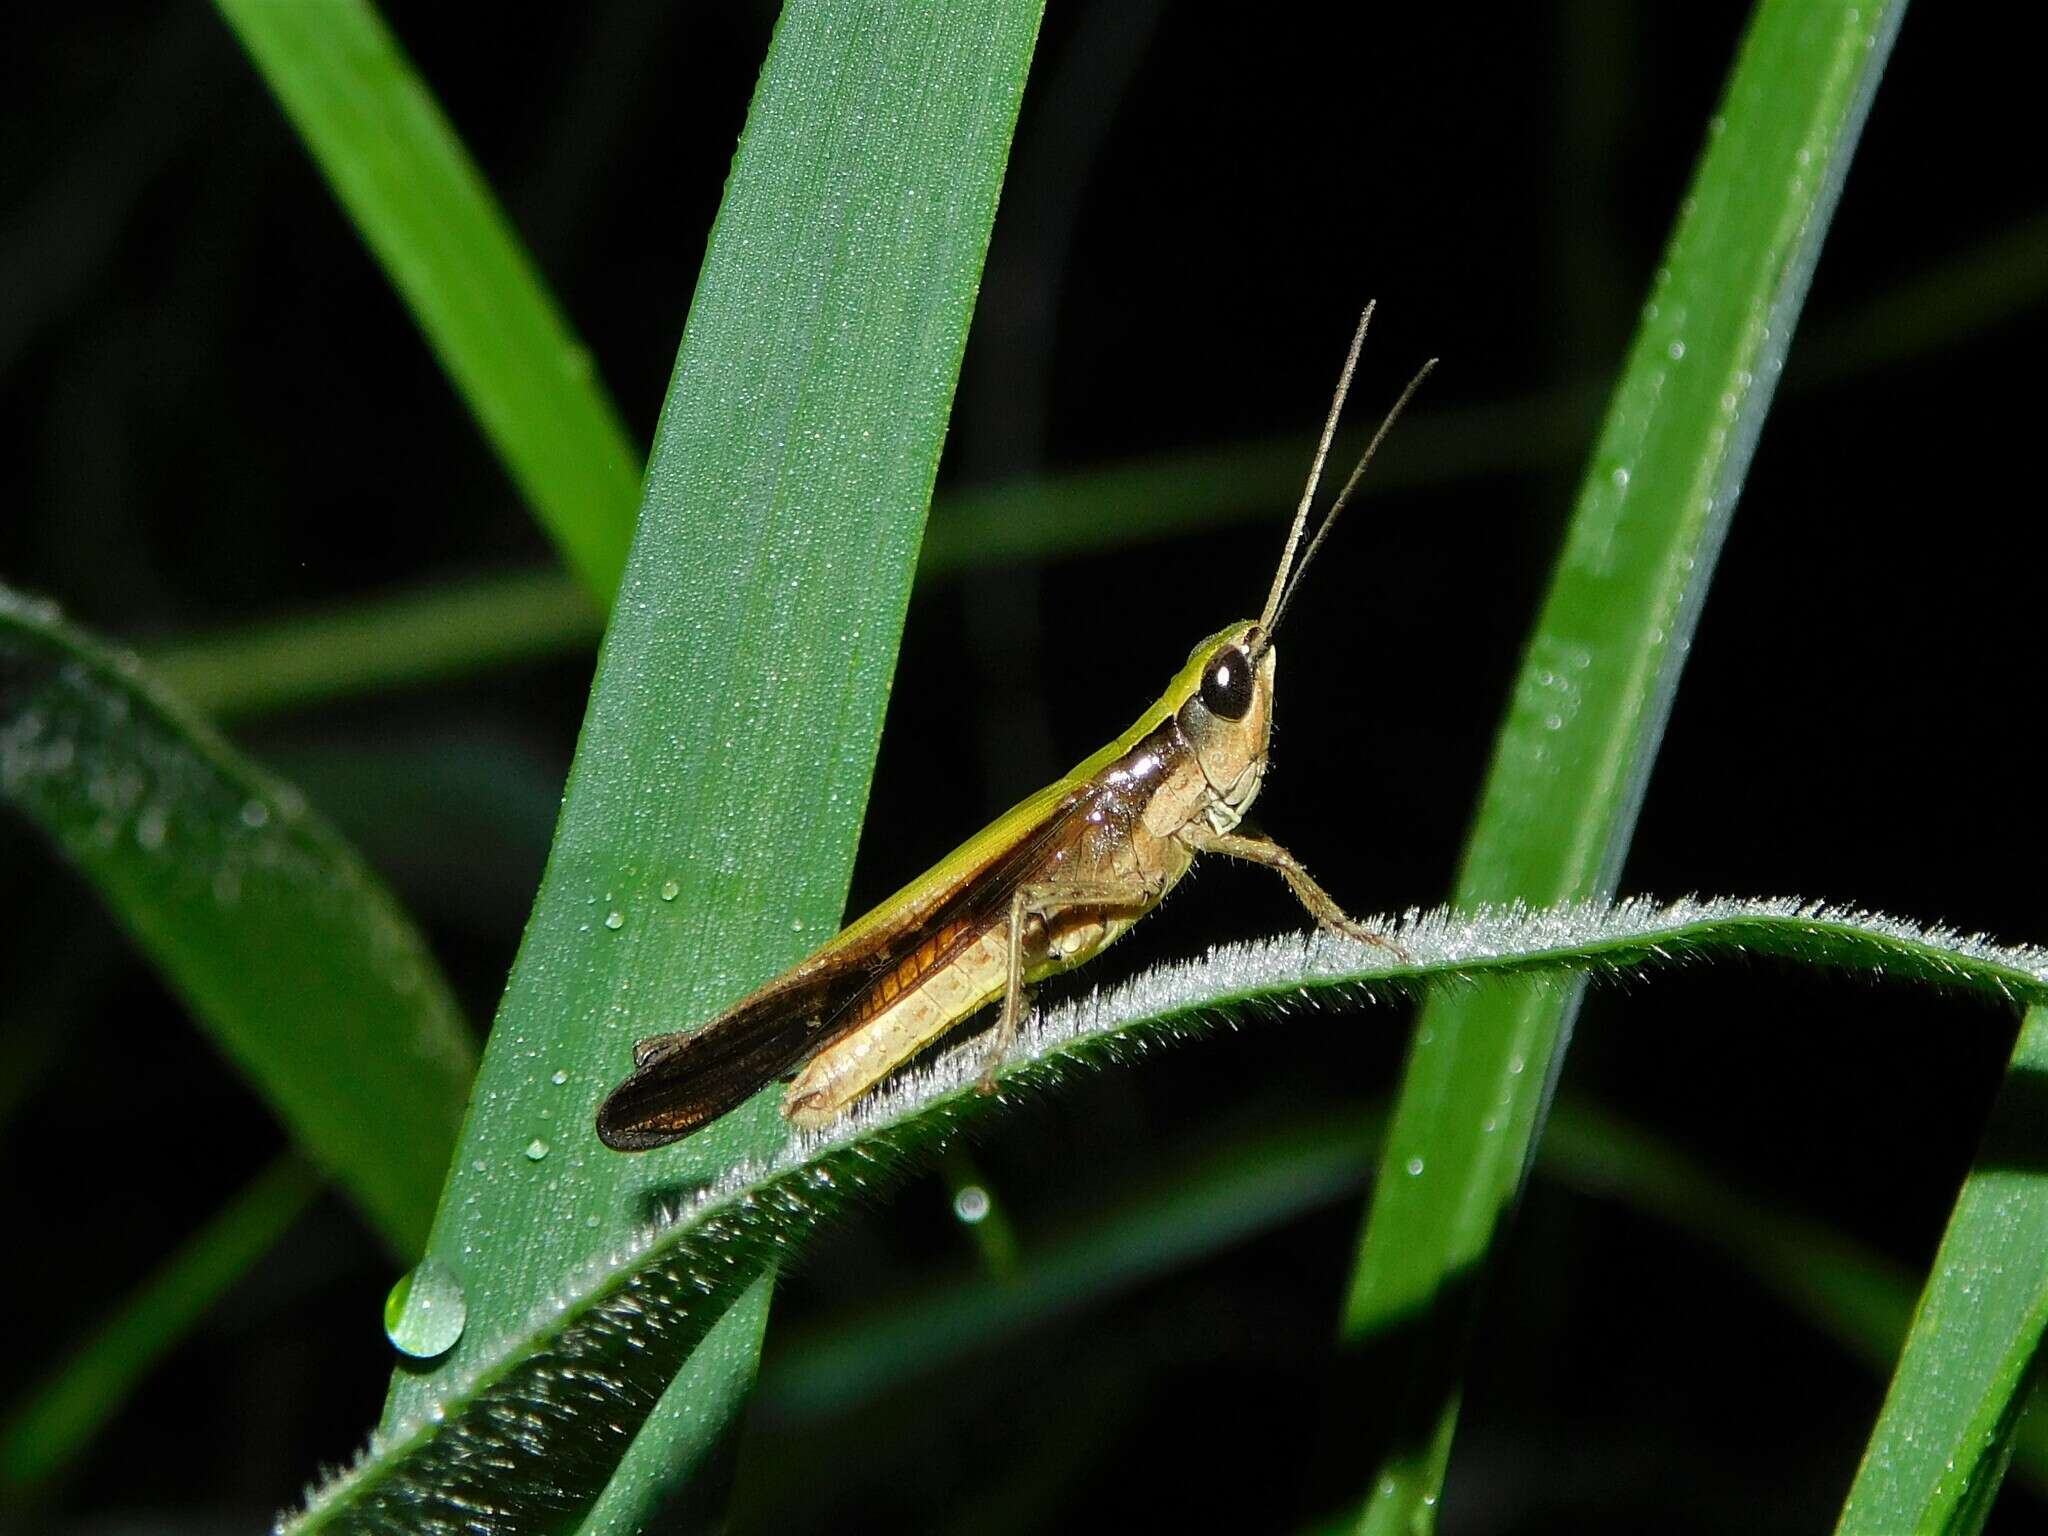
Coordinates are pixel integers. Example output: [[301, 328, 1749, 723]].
[[594, 781, 1100, 1150]]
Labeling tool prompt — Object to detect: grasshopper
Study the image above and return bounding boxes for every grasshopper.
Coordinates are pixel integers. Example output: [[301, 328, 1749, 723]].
[[598, 306, 1431, 1150]]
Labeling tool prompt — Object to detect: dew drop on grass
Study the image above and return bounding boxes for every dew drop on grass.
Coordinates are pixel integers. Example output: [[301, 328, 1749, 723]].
[[604, 910, 625, 930], [952, 1185, 991, 1224], [551, 1069, 569, 1086], [384, 1256, 467, 1359], [526, 1138, 550, 1162], [134, 804, 168, 851], [660, 880, 680, 902], [1405, 1156, 1425, 1177]]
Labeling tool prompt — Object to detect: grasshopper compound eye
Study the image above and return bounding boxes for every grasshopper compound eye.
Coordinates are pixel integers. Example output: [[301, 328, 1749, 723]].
[[1199, 647, 1255, 720]]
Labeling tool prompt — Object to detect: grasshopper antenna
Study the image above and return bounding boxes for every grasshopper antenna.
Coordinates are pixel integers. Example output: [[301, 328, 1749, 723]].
[[1258, 301, 1374, 638], [1257, 351, 1437, 652]]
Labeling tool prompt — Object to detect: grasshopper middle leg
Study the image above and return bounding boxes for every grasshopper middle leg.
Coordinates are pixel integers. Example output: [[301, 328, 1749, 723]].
[[982, 879, 1159, 1092]]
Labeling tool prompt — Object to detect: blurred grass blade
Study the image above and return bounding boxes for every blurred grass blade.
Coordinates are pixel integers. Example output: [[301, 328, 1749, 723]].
[[762, 1114, 1379, 1424], [213, 0, 642, 600], [757, 1084, 2048, 1498], [136, 176, 2048, 726], [1803, 207, 2048, 385], [149, 568, 600, 721], [1540, 1100, 2048, 1501], [1836, 1005, 2048, 1534], [0, 587, 474, 1251], [351, 4, 1045, 1529], [0, 1154, 320, 1497], [1540, 1098, 1917, 1376], [919, 387, 1594, 577], [139, 385, 1584, 722], [1331, 5, 1907, 1531], [290, 896, 2042, 1531]]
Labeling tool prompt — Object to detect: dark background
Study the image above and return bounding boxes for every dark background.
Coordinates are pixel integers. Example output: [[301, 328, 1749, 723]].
[[5, 3, 2045, 1532]]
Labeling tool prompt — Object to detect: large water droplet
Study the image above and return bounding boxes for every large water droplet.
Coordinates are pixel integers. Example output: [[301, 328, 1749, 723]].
[[525, 1138, 550, 1162], [384, 1257, 467, 1358], [660, 880, 680, 903], [604, 910, 625, 931]]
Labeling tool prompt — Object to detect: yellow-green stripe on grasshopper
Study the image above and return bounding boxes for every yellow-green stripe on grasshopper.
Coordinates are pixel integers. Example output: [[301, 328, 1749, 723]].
[[597, 306, 1432, 1151]]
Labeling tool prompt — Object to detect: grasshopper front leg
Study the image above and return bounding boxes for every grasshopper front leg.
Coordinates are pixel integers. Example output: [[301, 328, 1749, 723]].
[[1188, 830, 1408, 959]]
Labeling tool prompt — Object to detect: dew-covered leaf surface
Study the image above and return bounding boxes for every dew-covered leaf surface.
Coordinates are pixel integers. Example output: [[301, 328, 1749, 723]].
[[358, 2, 1047, 1527]]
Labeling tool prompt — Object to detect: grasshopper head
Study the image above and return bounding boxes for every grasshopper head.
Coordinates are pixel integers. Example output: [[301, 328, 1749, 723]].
[[1174, 621, 1277, 818]]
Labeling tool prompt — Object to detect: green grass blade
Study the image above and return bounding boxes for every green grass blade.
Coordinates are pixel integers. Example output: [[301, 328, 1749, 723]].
[[288, 896, 2040, 1530], [1836, 1005, 2048, 1534], [212, 0, 642, 600], [0, 587, 474, 1251], [1331, 5, 1908, 1530], [349, 3, 1045, 1528], [0, 1154, 320, 1498]]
